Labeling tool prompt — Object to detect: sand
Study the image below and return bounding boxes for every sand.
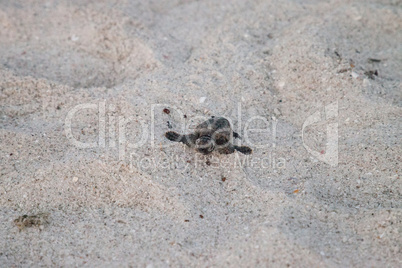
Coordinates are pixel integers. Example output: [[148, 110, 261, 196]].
[[0, 0, 401, 267]]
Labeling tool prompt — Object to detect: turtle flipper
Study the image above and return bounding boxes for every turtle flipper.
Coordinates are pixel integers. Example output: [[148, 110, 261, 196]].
[[217, 145, 235, 154], [234, 145, 252, 155], [165, 131, 182, 142], [233, 131, 241, 139], [181, 133, 198, 147], [165, 131, 197, 147]]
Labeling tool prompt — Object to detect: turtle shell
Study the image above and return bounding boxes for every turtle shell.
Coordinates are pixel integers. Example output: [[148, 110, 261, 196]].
[[195, 117, 232, 146]]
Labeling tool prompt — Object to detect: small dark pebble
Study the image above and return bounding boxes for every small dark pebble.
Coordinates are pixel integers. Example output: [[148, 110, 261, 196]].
[[206, 160, 211, 166], [184, 219, 189, 222], [183, 114, 187, 118], [199, 215, 204, 219], [368, 58, 381, 63], [163, 108, 170, 114], [167, 121, 173, 129], [364, 70, 378, 80], [221, 177, 226, 182], [338, 68, 349, 73]]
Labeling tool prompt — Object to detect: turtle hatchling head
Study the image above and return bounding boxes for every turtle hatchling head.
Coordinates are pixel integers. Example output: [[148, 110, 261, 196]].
[[195, 135, 215, 154]]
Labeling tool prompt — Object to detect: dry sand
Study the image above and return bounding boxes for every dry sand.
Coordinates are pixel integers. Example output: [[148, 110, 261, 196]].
[[0, 0, 401, 267]]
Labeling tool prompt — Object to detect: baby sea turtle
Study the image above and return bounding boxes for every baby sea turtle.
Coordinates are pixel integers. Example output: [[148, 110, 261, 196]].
[[165, 116, 252, 155]]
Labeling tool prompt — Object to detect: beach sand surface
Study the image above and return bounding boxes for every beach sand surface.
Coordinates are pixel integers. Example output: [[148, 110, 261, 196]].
[[0, 0, 401, 266]]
